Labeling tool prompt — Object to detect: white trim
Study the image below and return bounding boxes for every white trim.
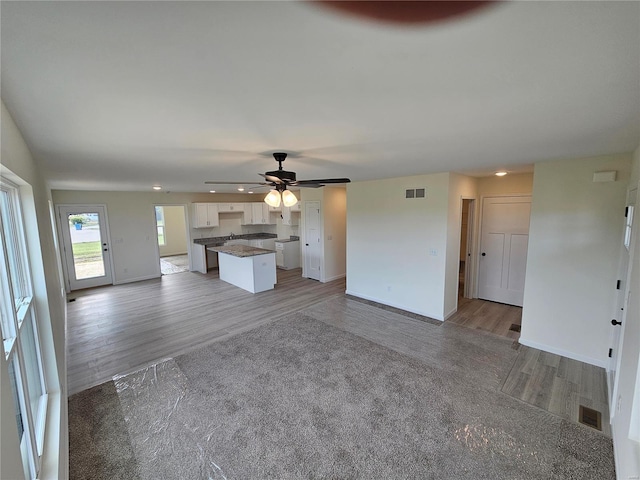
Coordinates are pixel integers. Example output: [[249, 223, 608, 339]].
[[113, 273, 161, 285], [444, 307, 457, 320], [518, 336, 608, 368], [345, 289, 444, 321], [322, 273, 345, 283]]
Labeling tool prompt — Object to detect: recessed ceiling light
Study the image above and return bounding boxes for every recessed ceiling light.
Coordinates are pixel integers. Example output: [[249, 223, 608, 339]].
[[152, 185, 162, 190], [209, 190, 216, 193], [248, 191, 254, 194], [495, 171, 508, 177], [237, 187, 245, 192]]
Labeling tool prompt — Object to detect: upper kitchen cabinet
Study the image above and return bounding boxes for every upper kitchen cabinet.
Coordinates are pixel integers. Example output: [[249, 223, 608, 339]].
[[268, 204, 282, 213], [251, 203, 271, 225], [217, 203, 245, 213], [242, 203, 273, 225], [282, 205, 300, 226], [193, 203, 219, 228]]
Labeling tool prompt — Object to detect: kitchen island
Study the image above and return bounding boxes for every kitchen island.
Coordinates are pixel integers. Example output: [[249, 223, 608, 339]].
[[207, 244, 277, 293]]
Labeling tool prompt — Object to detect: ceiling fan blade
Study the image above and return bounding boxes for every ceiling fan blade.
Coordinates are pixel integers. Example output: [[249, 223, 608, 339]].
[[204, 181, 270, 185], [258, 173, 284, 184], [294, 183, 323, 188], [292, 178, 351, 186]]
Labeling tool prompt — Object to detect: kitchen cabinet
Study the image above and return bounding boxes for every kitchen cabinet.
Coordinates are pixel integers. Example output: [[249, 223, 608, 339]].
[[241, 203, 274, 225], [268, 204, 281, 213], [275, 240, 300, 269], [251, 203, 271, 225], [193, 203, 219, 228], [217, 203, 245, 213], [249, 238, 275, 250], [281, 205, 300, 226]]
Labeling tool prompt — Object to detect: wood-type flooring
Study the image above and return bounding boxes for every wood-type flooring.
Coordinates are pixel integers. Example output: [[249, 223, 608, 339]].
[[67, 270, 611, 437], [67, 268, 344, 394]]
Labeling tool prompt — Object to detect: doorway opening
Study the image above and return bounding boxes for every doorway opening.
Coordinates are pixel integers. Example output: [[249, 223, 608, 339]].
[[458, 198, 475, 300], [155, 205, 189, 275]]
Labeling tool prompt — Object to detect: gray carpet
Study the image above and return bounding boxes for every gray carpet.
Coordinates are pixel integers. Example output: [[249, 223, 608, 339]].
[[69, 311, 615, 479]]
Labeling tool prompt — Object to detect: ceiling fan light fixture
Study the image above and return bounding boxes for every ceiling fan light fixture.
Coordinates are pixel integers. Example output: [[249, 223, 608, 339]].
[[264, 189, 281, 208], [282, 189, 298, 207], [495, 171, 508, 177]]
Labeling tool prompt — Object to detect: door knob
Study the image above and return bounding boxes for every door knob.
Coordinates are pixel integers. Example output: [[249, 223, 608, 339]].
[[306, 243, 309, 246], [481, 252, 486, 256], [611, 319, 622, 326]]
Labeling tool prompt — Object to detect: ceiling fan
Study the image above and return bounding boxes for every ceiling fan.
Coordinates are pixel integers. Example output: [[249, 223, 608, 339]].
[[205, 152, 350, 208]]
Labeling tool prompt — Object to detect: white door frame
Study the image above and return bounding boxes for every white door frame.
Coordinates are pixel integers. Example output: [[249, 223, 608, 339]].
[[303, 201, 322, 281], [460, 197, 476, 299], [476, 194, 532, 305], [152, 204, 192, 274], [56, 204, 115, 292], [608, 187, 637, 417]]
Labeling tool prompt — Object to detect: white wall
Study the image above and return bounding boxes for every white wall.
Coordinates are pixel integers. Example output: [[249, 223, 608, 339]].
[[1, 101, 67, 479], [346, 173, 449, 320], [321, 187, 347, 282], [51, 191, 262, 284], [158, 205, 188, 257], [611, 146, 640, 479], [444, 174, 477, 318], [300, 187, 346, 282], [520, 154, 632, 367], [477, 172, 534, 197]]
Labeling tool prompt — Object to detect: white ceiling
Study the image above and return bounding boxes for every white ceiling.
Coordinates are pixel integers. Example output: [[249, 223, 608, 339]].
[[1, 1, 639, 193]]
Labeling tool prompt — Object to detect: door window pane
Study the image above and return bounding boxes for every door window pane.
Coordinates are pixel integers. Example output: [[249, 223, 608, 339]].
[[67, 212, 105, 279]]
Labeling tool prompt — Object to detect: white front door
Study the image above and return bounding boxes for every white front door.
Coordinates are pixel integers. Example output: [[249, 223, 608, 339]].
[[58, 205, 113, 291], [304, 201, 321, 281], [478, 196, 531, 306]]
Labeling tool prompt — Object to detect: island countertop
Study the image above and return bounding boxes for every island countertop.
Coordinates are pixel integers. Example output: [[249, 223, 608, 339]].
[[208, 244, 275, 258]]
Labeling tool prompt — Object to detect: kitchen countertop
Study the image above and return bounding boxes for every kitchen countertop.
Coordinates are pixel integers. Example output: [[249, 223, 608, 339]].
[[275, 238, 300, 243], [208, 244, 276, 258], [194, 233, 277, 247]]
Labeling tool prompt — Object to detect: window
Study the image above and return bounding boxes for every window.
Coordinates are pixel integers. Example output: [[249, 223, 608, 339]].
[[624, 205, 634, 251], [0, 178, 48, 480], [155, 206, 166, 246]]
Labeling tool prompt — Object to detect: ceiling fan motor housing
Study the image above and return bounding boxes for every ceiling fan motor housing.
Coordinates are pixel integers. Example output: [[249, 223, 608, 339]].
[[266, 169, 296, 182]]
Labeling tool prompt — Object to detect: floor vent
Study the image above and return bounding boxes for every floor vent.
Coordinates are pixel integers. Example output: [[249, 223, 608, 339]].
[[509, 323, 521, 332], [578, 405, 602, 431], [68, 298, 76, 303]]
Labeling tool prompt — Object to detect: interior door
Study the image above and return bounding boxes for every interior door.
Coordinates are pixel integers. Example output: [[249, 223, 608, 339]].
[[478, 196, 531, 306], [304, 201, 321, 281], [608, 188, 637, 412], [57, 205, 113, 291]]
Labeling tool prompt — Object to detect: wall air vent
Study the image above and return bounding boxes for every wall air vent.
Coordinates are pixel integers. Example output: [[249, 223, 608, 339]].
[[406, 188, 426, 199]]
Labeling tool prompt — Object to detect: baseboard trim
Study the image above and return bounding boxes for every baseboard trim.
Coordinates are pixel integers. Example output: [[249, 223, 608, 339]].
[[444, 307, 457, 320], [345, 290, 444, 321], [322, 273, 346, 283], [114, 274, 161, 285], [518, 336, 607, 368]]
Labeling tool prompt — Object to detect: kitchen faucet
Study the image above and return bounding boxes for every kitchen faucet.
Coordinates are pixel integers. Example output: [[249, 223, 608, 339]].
[[229, 232, 235, 239]]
